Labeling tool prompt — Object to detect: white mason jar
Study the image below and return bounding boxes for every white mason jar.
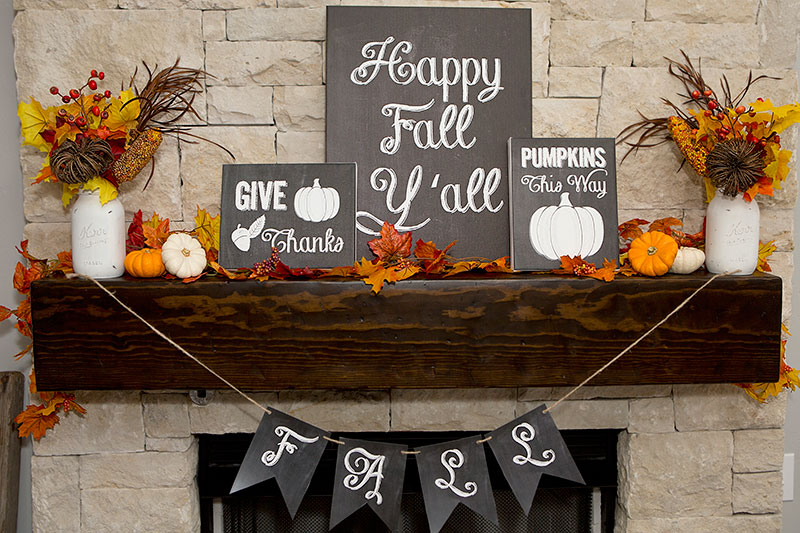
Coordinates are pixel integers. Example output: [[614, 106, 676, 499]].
[[70, 190, 125, 278], [704, 191, 760, 275]]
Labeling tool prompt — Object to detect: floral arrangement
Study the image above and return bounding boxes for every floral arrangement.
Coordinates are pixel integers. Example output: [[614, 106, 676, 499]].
[[619, 51, 800, 202], [17, 61, 224, 206]]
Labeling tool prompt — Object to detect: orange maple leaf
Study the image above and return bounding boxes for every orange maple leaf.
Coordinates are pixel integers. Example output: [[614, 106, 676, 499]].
[[588, 258, 617, 282], [320, 265, 357, 278], [618, 218, 649, 241], [414, 239, 456, 274], [354, 257, 389, 293], [482, 257, 513, 273], [209, 261, 250, 280], [648, 217, 683, 235], [0, 305, 12, 321], [143, 217, 170, 249], [368, 222, 412, 263], [15, 404, 60, 441]]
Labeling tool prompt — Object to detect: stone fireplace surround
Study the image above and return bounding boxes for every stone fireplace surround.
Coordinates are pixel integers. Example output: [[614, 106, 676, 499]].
[[12, 0, 796, 531], [30, 384, 785, 532]]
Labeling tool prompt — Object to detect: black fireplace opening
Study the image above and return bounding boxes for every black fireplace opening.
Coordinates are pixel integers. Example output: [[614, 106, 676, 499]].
[[198, 430, 619, 533]]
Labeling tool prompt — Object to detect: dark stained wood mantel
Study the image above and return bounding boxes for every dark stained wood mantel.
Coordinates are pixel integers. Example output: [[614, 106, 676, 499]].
[[30, 272, 782, 391]]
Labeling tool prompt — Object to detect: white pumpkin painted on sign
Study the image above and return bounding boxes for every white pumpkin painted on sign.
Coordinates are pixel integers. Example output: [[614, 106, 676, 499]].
[[529, 192, 604, 261], [294, 178, 340, 223]]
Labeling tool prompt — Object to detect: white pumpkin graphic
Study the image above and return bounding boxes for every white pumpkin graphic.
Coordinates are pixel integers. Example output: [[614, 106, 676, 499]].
[[231, 214, 266, 252], [529, 192, 604, 260], [293, 178, 340, 223]]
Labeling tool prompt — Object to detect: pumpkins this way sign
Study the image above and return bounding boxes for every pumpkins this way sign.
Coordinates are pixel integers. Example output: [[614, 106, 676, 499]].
[[326, 6, 532, 259], [218, 164, 356, 268], [508, 138, 618, 271]]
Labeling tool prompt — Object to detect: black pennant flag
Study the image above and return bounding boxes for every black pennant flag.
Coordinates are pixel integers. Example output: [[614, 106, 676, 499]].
[[229, 408, 330, 518], [330, 437, 407, 531], [487, 404, 585, 515], [416, 435, 498, 533]]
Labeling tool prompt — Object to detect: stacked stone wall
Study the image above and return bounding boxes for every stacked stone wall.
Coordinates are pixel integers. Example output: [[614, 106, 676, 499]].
[[12, 1, 797, 531]]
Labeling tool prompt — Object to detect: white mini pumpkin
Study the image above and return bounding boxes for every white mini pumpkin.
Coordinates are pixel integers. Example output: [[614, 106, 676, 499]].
[[294, 178, 340, 223], [529, 192, 604, 260], [161, 233, 207, 278], [669, 247, 706, 274]]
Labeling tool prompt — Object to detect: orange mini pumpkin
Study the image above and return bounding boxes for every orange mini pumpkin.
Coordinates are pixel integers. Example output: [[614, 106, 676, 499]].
[[628, 231, 678, 276], [124, 248, 166, 278]]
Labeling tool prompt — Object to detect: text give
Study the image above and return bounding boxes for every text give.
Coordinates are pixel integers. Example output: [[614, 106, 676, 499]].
[[235, 180, 288, 211]]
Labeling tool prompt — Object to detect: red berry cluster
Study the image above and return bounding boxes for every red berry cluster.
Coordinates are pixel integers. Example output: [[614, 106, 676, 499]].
[[252, 247, 281, 277], [691, 90, 778, 147], [49, 69, 113, 133]]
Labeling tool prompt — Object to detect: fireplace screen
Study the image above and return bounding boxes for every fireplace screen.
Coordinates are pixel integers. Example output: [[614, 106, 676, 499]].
[[199, 431, 618, 533]]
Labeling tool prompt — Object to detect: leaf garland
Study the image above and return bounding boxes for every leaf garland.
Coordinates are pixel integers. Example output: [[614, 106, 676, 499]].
[[3, 208, 794, 440]]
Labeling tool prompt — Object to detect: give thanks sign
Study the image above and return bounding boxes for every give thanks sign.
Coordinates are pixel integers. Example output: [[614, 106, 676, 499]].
[[326, 6, 532, 258]]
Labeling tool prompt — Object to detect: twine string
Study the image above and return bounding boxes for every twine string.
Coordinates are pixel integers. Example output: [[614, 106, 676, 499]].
[[542, 271, 734, 414], [77, 271, 732, 440], [76, 274, 272, 416]]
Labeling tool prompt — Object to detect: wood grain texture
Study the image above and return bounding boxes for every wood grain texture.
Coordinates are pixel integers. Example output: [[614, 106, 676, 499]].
[[31, 272, 782, 391], [0, 372, 23, 532]]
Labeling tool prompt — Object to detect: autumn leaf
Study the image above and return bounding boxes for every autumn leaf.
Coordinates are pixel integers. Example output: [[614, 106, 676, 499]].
[[618, 218, 649, 241], [482, 257, 513, 273], [126, 210, 146, 253], [209, 261, 250, 280], [181, 272, 207, 283], [0, 305, 13, 322], [368, 222, 412, 263], [13, 344, 33, 360], [391, 262, 420, 282], [194, 206, 221, 253], [354, 257, 389, 293], [53, 251, 73, 273], [414, 239, 455, 274], [16, 240, 41, 263], [17, 98, 54, 152], [648, 217, 683, 235], [15, 404, 60, 441], [81, 176, 119, 205], [588, 258, 617, 282], [143, 216, 171, 249], [320, 265, 357, 278], [757, 240, 777, 273], [443, 260, 482, 277], [14, 299, 31, 323]]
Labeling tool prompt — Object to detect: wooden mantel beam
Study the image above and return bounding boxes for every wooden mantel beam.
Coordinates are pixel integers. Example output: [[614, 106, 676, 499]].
[[30, 272, 782, 391]]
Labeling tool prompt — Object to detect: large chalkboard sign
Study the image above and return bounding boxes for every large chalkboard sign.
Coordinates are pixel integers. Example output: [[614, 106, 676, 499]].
[[327, 6, 532, 259], [218, 163, 356, 269], [508, 138, 618, 271]]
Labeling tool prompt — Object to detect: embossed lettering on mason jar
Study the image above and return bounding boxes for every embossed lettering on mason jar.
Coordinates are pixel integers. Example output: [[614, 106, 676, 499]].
[[71, 190, 125, 279], [705, 191, 759, 275]]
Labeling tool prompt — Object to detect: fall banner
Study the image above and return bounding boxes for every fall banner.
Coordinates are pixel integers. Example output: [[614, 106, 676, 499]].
[[230, 405, 582, 532]]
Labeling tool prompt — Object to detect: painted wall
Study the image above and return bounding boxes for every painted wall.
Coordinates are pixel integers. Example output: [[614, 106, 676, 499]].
[[0, 1, 32, 530], [783, 39, 800, 532]]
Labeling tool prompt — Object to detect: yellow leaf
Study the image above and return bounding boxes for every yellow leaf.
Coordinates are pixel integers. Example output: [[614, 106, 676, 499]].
[[81, 176, 119, 205], [704, 177, 716, 203], [194, 206, 220, 251], [757, 240, 776, 273], [18, 98, 54, 152], [61, 183, 80, 208], [392, 263, 420, 282], [104, 89, 140, 134], [750, 99, 800, 134]]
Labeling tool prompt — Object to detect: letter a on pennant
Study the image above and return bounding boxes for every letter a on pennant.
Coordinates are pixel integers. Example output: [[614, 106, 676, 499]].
[[330, 438, 408, 531], [229, 408, 330, 519]]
